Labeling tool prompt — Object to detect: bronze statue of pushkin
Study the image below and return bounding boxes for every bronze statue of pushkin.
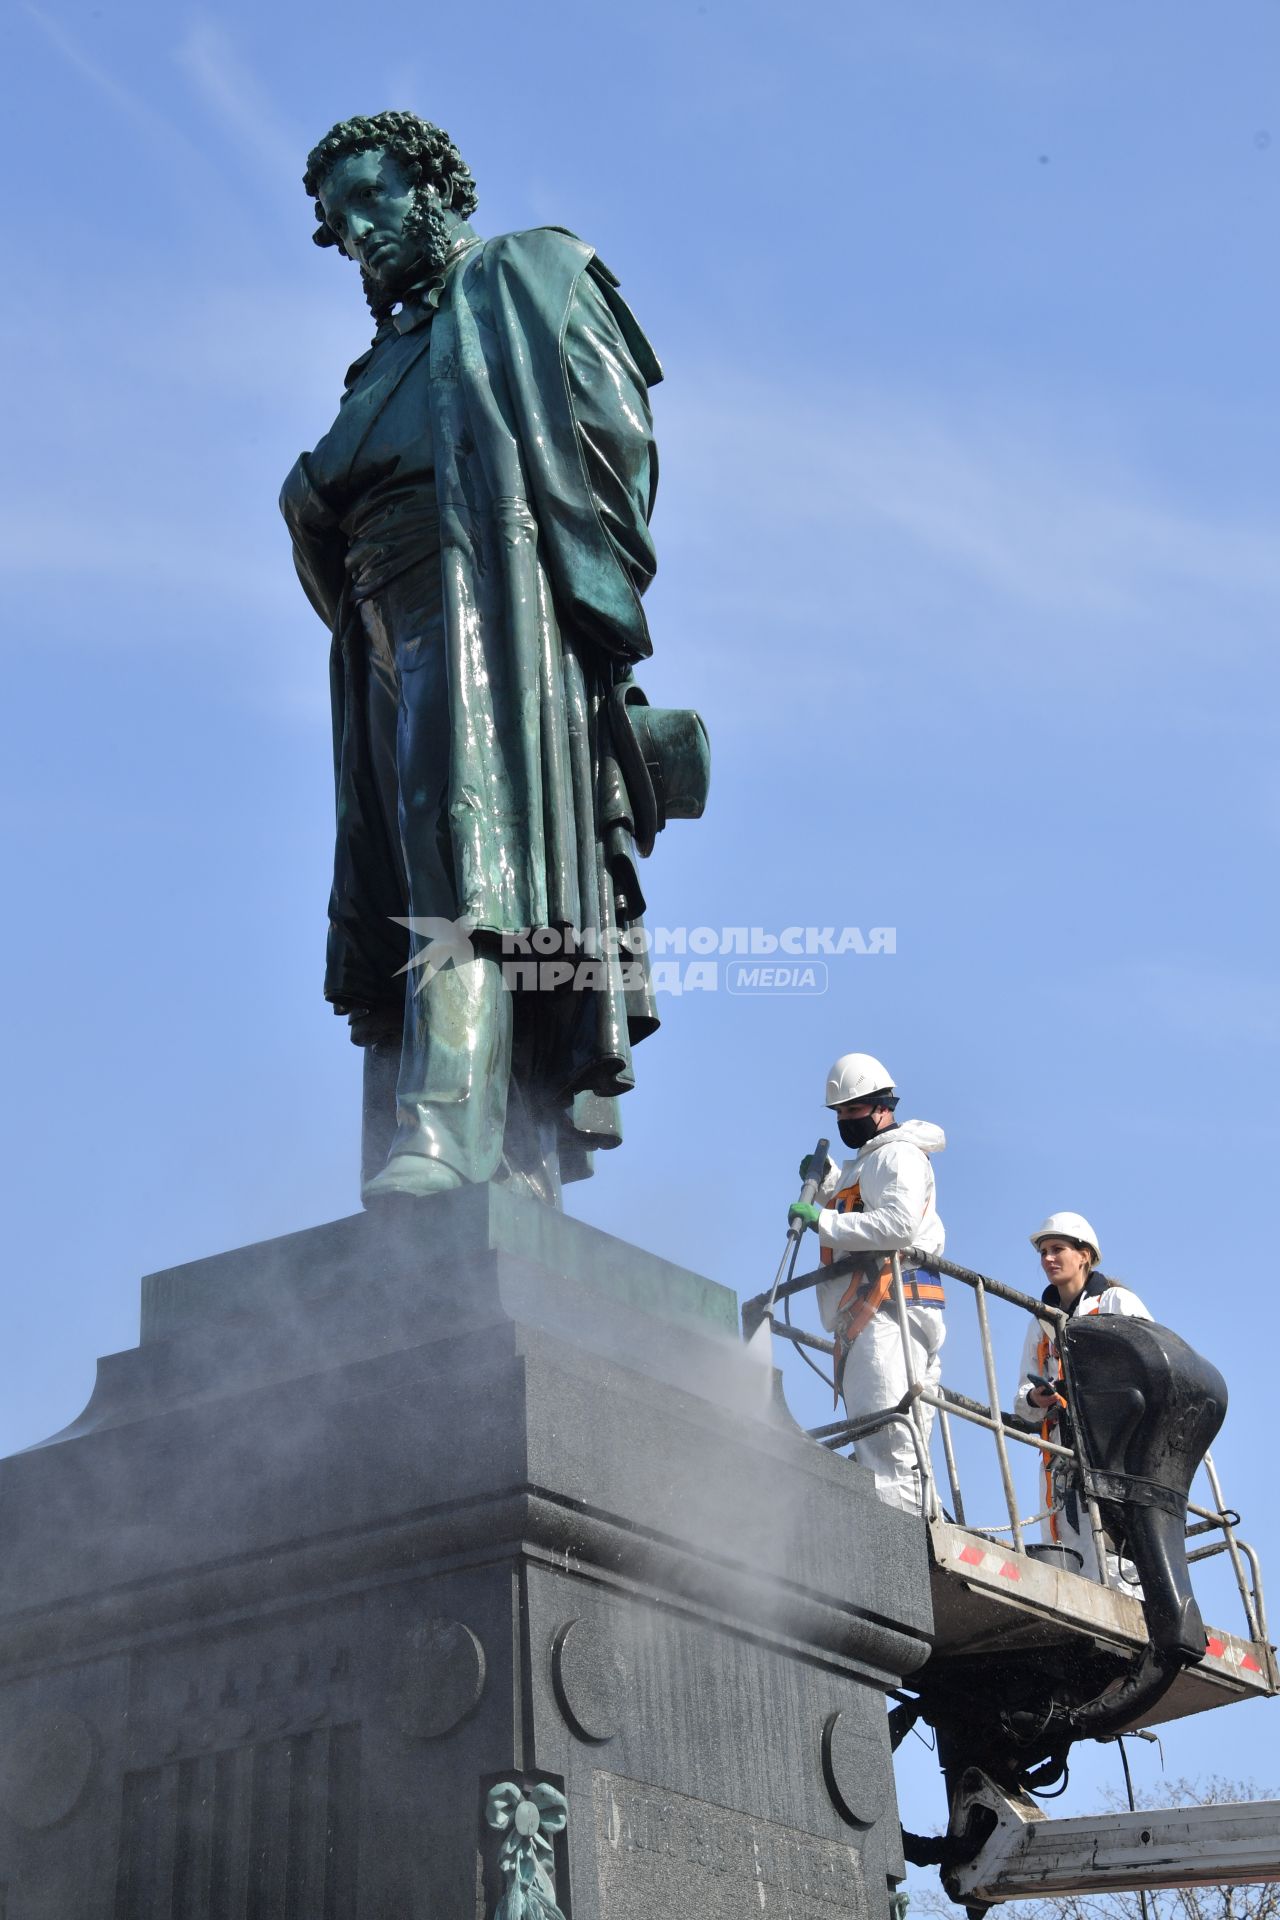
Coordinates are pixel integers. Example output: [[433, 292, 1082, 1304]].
[[281, 112, 707, 1205]]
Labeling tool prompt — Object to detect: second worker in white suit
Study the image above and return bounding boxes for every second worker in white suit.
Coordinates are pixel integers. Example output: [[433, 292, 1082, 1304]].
[[789, 1053, 946, 1514]]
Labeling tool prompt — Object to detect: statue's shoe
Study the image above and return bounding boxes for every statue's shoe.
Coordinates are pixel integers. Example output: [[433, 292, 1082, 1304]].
[[363, 1155, 463, 1201]]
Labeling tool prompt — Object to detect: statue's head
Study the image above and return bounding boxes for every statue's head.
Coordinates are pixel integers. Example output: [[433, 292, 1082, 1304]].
[[303, 112, 478, 320]]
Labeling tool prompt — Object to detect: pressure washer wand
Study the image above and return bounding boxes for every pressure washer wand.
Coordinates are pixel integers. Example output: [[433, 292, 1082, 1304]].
[[743, 1135, 830, 1343]]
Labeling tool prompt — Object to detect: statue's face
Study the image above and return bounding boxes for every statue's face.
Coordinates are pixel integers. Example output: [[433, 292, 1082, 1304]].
[[317, 147, 423, 291]]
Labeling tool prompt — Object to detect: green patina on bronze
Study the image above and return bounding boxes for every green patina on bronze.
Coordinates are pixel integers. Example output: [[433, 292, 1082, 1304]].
[[281, 113, 708, 1207], [485, 1781, 568, 1919]]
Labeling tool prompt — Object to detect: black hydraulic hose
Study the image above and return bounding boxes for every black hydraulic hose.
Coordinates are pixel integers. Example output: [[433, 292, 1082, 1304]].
[[1025, 1756, 1071, 1798], [888, 1699, 922, 1750], [1003, 1643, 1184, 1749], [900, 1830, 970, 1869], [1061, 1642, 1185, 1740], [901, 1816, 995, 1871]]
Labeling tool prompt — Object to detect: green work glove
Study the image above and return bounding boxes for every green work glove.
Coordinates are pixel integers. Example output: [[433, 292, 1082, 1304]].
[[788, 1201, 821, 1232]]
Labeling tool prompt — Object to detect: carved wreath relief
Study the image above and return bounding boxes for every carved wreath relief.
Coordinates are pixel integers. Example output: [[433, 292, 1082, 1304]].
[[485, 1780, 569, 1920]]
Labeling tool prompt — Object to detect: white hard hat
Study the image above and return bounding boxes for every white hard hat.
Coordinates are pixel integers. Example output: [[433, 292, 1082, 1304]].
[[825, 1052, 896, 1108], [1030, 1211, 1102, 1266]]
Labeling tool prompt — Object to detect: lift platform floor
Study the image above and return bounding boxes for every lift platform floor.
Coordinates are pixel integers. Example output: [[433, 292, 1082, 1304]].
[[923, 1517, 1277, 1731]]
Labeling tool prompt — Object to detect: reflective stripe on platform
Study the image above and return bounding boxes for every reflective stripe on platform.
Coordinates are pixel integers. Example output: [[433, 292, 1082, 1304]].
[[956, 1540, 1022, 1580]]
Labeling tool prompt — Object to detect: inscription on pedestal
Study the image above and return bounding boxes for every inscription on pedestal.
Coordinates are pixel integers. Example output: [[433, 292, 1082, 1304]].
[[593, 1772, 868, 1919]]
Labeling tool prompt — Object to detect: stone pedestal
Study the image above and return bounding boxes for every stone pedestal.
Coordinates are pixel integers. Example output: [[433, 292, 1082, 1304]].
[[0, 1189, 932, 1917]]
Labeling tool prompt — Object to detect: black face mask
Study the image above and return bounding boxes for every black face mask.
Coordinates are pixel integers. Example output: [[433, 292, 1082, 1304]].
[[838, 1113, 882, 1150]]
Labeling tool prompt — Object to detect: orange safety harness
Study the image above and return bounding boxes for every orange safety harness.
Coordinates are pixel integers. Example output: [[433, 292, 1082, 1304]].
[[1033, 1273, 1126, 1541], [821, 1178, 944, 1402], [1034, 1322, 1069, 1541]]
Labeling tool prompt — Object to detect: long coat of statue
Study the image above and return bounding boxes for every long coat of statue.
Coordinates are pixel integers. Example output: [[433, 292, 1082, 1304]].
[[282, 224, 680, 1185]]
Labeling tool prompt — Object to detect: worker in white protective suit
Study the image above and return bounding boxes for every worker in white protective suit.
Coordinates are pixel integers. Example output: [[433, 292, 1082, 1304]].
[[788, 1053, 946, 1515], [1013, 1211, 1151, 1590]]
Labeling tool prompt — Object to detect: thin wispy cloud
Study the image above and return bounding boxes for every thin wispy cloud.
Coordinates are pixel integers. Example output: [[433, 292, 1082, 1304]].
[[663, 375, 1280, 632], [20, 1, 208, 172], [174, 19, 303, 194]]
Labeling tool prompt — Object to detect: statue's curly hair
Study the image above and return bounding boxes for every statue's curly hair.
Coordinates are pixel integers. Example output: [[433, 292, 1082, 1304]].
[[303, 111, 479, 249]]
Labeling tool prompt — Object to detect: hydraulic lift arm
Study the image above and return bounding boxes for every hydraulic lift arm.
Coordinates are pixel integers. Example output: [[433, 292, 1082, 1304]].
[[944, 1769, 1280, 1907]]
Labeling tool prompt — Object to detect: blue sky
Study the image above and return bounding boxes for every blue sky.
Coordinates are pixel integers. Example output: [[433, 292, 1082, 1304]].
[[3, 0, 1278, 1863]]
